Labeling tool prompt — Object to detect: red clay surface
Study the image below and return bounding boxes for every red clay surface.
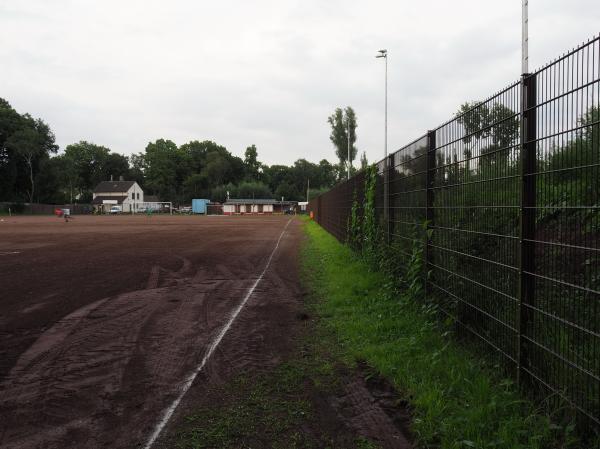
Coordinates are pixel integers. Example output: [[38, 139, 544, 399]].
[[0, 215, 302, 448]]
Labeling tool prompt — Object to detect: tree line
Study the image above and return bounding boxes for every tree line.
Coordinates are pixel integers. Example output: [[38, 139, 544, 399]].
[[1, 98, 367, 205]]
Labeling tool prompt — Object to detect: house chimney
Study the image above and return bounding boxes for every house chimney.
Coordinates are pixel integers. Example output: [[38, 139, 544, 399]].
[[119, 175, 124, 181], [110, 174, 113, 181]]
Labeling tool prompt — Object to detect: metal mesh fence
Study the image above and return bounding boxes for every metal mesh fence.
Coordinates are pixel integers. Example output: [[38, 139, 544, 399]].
[[308, 35, 600, 430]]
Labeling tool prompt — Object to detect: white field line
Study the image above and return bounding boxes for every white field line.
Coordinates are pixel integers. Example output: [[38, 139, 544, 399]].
[[143, 218, 292, 449], [0, 251, 20, 256]]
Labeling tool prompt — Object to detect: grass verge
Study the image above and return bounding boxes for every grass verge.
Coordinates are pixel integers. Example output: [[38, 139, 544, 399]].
[[302, 218, 582, 449], [173, 327, 379, 449]]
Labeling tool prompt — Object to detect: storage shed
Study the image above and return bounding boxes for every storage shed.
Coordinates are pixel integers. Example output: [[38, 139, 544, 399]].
[[192, 199, 210, 214]]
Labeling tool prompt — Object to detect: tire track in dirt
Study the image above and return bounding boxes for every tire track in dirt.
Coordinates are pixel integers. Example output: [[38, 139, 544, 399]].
[[142, 219, 292, 449], [0, 217, 294, 449]]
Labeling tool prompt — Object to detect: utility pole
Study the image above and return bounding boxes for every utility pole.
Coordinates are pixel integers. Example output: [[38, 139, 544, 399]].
[[307, 178, 310, 202]]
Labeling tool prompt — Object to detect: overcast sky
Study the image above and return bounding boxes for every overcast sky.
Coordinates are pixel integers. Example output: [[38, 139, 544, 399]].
[[1, 1, 599, 166]]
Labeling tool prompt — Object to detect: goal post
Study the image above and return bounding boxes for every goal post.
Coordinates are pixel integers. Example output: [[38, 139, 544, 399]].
[[132, 202, 173, 215]]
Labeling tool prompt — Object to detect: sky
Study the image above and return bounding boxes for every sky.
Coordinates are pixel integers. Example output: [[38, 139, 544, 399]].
[[1, 0, 599, 167]]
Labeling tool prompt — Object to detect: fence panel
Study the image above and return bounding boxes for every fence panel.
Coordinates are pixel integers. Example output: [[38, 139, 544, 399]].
[[429, 81, 522, 373], [524, 37, 600, 425], [308, 35, 600, 431]]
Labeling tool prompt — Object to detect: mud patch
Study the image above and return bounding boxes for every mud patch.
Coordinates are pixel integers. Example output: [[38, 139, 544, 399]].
[[330, 361, 413, 449]]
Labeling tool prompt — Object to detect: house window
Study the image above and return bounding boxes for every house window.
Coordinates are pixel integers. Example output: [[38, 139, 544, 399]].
[[137, 193, 140, 200], [132, 192, 135, 199]]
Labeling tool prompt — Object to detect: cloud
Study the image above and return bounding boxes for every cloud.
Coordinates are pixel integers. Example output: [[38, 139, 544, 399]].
[[1, 0, 598, 166]]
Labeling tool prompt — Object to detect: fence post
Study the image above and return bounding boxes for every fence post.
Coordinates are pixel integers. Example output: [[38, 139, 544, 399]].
[[425, 130, 436, 298], [517, 73, 537, 385], [317, 195, 322, 225]]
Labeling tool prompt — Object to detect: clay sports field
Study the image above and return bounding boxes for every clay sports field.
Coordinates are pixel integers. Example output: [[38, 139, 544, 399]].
[[0, 215, 305, 448]]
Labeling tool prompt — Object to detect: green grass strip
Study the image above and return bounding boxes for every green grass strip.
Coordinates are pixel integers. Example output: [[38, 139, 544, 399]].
[[302, 218, 584, 449]]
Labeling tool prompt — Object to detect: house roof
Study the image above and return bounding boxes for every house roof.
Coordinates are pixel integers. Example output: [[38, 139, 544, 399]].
[[93, 181, 136, 193], [92, 195, 128, 205], [225, 198, 296, 205]]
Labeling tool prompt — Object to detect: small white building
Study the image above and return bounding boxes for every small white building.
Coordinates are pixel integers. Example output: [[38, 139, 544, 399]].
[[223, 199, 296, 215], [92, 180, 144, 213]]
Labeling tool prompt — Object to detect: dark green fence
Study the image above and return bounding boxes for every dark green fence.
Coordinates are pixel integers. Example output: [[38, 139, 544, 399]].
[[309, 34, 600, 430]]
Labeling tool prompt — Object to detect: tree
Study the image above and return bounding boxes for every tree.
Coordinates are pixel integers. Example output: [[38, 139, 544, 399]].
[[204, 151, 232, 187], [275, 182, 299, 201], [317, 159, 336, 187], [360, 151, 368, 170], [6, 117, 58, 203], [53, 153, 80, 204], [144, 139, 189, 201], [0, 99, 58, 202], [327, 106, 358, 179], [244, 144, 261, 181], [183, 173, 208, 200], [63, 141, 113, 200], [456, 102, 519, 172], [128, 153, 146, 186], [235, 181, 272, 199], [0, 98, 27, 200], [7, 127, 43, 203], [103, 153, 130, 181]]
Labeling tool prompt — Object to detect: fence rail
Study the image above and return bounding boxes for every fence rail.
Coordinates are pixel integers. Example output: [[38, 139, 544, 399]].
[[0, 202, 93, 215], [309, 34, 600, 431]]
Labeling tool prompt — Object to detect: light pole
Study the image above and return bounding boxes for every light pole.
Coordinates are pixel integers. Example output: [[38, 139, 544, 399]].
[[522, 0, 529, 74], [347, 119, 351, 180], [376, 49, 389, 231], [376, 49, 388, 161]]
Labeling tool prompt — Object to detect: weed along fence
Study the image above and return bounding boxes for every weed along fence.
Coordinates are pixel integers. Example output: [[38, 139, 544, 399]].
[[309, 35, 600, 432]]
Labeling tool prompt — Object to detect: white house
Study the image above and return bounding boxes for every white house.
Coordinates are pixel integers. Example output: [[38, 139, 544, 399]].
[[92, 180, 144, 213]]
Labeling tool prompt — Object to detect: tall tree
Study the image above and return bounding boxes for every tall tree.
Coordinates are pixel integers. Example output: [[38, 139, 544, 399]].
[[6, 117, 58, 203], [244, 144, 261, 181], [7, 127, 43, 203], [128, 153, 146, 186], [327, 106, 358, 179], [63, 141, 111, 200], [144, 139, 188, 200], [360, 151, 368, 170], [0, 99, 58, 202]]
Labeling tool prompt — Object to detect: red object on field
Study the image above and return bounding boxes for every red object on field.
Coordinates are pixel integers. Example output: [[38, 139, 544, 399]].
[[55, 208, 64, 217]]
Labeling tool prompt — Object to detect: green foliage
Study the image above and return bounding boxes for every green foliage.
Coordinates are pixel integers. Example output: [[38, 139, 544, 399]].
[[0, 96, 342, 205], [303, 220, 584, 449], [362, 165, 379, 262], [0, 98, 58, 202], [347, 190, 361, 250], [360, 151, 368, 170], [328, 106, 358, 178], [307, 186, 329, 201], [346, 165, 380, 259], [234, 181, 273, 199], [243, 144, 261, 181]]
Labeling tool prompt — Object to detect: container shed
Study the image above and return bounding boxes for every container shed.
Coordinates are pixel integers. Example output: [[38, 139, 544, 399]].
[[192, 199, 210, 214]]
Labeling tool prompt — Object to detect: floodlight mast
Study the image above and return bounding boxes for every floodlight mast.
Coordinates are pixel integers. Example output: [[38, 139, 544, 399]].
[[347, 119, 350, 180], [376, 49, 389, 229], [522, 0, 529, 74]]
